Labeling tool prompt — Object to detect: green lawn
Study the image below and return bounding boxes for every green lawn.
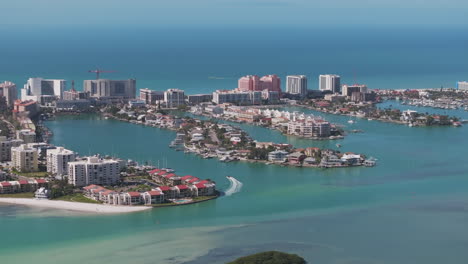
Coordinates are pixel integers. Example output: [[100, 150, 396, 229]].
[[53, 194, 103, 204], [13, 171, 49, 178], [0, 192, 35, 198]]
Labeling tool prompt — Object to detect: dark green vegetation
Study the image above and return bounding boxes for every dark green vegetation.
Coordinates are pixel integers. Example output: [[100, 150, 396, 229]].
[[0, 192, 35, 198], [227, 251, 306, 264]]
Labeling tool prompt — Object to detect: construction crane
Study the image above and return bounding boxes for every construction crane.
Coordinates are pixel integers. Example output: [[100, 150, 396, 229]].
[[88, 68, 116, 79]]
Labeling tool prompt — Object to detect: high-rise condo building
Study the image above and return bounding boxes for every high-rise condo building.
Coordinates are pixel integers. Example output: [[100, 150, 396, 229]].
[[46, 147, 76, 177], [21, 78, 66, 103], [457, 81, 468, 90], [237, 75, 282, 94], [342, 84, 368, 97], [164, 89, 185, 108], [0, 136, 23, 162], [0, 81, 17, 106], [319, 74, 341, 93], [286, 75, 308, 97], [11, 144, 39, 172], [140, 88, 164, 104], [238, 75, 261, 91], [67, 156, 121, 187], [83, 79, 136, 100]]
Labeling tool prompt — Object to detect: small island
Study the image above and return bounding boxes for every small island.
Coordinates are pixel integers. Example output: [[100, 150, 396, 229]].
[[227, 251, 306, 264]]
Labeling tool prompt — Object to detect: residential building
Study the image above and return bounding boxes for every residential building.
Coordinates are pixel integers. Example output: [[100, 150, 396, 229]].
[[319, 74, 341, 93], [186, 94, 213, 105], [212, 90, 262, 105], [260, 75, 281, 93], [324, 94, 346, 102], [0, 81, 17, 106], [237, 75, 281, 93], [63, 88, 89, 100], [268, 150, 289, 162], [139, 88, 164, 104], [11, 144, 39, 172], [164, 89, 185, 108], [46, 147, 76, 177], [457, 81, 468, 90], [128, 99, 146, 108], [238, 75, 261, 91], [287, 119, 331, 138], [286, 75, 307, 97], [83, 79, 136, 99], [342, 84, 367, 97], [261, 90, 280, 104], [67, 156, 121, 187], [13, 100, 38, 117], [0, 136, 23, 162], [21, 78, 66, 103], [16, 129, 36, 144]]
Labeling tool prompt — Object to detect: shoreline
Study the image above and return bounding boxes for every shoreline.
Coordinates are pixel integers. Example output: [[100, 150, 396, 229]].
[[0, 198, 153, 214]]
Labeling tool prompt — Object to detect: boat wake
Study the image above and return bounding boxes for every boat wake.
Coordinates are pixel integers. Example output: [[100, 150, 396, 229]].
[[224, 176, 243, 196]]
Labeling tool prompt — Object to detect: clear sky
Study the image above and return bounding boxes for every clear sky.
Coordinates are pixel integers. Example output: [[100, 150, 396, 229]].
[[2, 0, 468, 27]]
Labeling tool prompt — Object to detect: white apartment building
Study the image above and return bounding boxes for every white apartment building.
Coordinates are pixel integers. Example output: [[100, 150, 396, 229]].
[[11, 144, 39, 172], [0, 136, 23, 162], [457, 81, 468, 90], [286, 75, 308, 97], [67, 156, 121, 187], [0, 81, 17, 106], [212, 90, 262, 105], [319, 74, 341, 93], [16, 129, 36, 144], [46, 147, 76, 177], [164, 89, 185, 108], [21, 78, 66, 103]]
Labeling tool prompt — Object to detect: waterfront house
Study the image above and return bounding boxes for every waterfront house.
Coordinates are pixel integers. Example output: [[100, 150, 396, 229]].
[[288, 152, 306, 164], [194, 182, 216, 196], [320, 155, 343, 167], [34, 187, 49, 199], [18, 180, 32, 192], [123, 192, 142, 205], [158, 186, 175, 199], [142, 190, 165, 205], [268, 150, 289, 163], [181, 175, 194, 184], [175, 185, 191, 198], [341, 153, 362, 165], [303, 157, 317, 165], [99, 190, 116, 204], [0, 182, 13, 194]]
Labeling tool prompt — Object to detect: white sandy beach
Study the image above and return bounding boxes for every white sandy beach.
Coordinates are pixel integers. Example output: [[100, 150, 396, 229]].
[[0, 198, 152, 214]]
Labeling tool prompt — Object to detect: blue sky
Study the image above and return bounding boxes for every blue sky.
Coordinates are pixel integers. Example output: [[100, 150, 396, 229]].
[[2, 0, 468, 26]]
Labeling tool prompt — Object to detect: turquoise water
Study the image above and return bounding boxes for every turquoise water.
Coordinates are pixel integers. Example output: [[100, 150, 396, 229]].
[[1, 102, 468, 263], [1, 25, 468, 263]]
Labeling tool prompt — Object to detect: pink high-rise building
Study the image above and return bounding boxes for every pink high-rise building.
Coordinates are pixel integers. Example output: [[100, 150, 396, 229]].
[[237, 74, 281, 94], [238, 75, 260, 91], [260, 75, 281, 94]]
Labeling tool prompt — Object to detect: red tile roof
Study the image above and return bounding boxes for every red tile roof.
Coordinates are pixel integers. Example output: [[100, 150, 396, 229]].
[[83, 184, 99, 190], [181, 175, 193, 180], [127, 192, 141, 197], [147, 191, 162, 196], [195, 183, 206, 189], [149, 169, 161, 174], [92, 187, 106, 193], [188, 178, 200, 183], [157, 171, 167, 176], [18, 180, 29, 185], [1, 182, 11, 187], [158, 186, 171, 191], [177, 185, 188, 190], [35, 179, 47, 184], [101, 190, 114, 195], [197, 180, 210, 184], [164, 173, 176, 179]]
